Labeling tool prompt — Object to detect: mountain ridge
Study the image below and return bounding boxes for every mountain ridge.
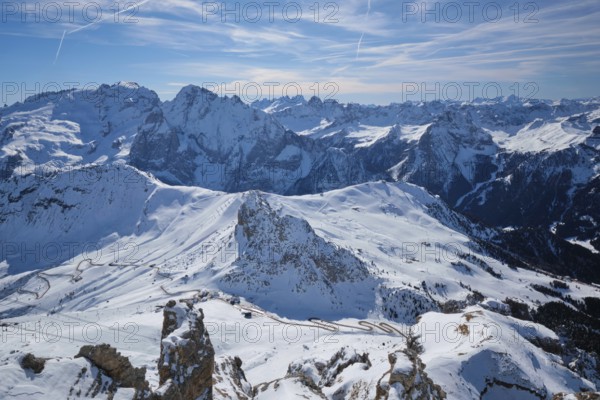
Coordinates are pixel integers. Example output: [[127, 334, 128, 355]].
[[2, 81, 600, 396]]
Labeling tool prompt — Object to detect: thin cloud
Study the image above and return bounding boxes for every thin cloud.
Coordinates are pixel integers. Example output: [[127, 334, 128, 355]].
[[53, 30, 66, 65], [68, 0, 154, 35], [2, 0, 598, 103]]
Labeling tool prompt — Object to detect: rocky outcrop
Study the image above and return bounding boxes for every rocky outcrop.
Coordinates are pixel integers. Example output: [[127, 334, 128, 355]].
[[287, 346, 371, 388], [75, 344, 149, 392], [384, 351, 446, 399], [157, 299, 215, 400], [377, 334, 445, 400], [275, 346, 375, 398], [74, 299, 217, 400], [253, 375, 327, 399], [20, 353, 46, 374], [213, 356, 253, 400], [220, 192, 378, 318], [553, 393, 600, 400]]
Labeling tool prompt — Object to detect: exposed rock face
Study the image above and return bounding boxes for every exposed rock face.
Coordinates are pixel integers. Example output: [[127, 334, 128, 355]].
[[320, 347, 371, 387], [279, 346, 374, 398], [252, 346, 376, 398], [253, 375, 327, 399], [220, 192, 378, 318], [257, 96, 600, 276], [75, 344, 148, 391], [385, 351, 445, 399], [287, 346, 372, 388], [377, 335, 446, 400], [213, 356, 253, 400], [130, 85, 315, 193], [553, 393, 600, 400], [20, 353, 46, 374], [157, 299, 215, 400]]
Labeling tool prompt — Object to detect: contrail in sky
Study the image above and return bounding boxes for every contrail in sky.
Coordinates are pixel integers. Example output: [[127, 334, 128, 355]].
[[53, 0, 151, 64], [356, 0, 372, 60], [54, 30, 66, 65]]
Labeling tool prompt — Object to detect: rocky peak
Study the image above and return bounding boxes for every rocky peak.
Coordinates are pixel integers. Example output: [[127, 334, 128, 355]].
[[157, 299, 215, 400], [171, 85, 219, 108], [130, 85, 312, 192], [221, 192, 378, 318], [308, 96, 323, 108]]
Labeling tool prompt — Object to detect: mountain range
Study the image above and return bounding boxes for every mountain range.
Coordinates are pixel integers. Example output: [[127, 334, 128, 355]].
[[0, 82, 599, 399]]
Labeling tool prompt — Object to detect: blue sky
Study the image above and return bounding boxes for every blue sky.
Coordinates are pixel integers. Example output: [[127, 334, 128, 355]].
[[1, 0, 599, 105]]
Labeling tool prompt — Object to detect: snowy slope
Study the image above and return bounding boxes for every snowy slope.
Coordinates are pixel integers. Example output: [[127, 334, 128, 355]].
[[0, 82, 159, 177], [1, 85, 600, 399], [1, 166, 599, 398], [3, 84, 599, 256], [256, 94, 600, 256]]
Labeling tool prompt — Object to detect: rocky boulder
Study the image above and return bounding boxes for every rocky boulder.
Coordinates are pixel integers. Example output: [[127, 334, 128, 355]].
[[20, 353, 46, 374], [75, 344, 148, 391]]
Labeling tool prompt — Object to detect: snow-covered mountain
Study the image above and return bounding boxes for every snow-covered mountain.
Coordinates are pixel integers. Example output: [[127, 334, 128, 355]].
[[253, 95, 600, 279], [0, 82, 159, 178], [3, 84, 599, 261], [2, 166, 599, 398], [1, 83, 599, 399], [129, 85, 315, 194]]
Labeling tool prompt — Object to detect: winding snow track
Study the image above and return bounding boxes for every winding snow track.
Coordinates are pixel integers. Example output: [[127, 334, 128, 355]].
[[159, 284, 407, 337]]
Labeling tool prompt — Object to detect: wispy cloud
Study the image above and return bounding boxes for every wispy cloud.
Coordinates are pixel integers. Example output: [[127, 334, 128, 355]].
[[2, 0, 599, 103], [67, 0, 154, 35]]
